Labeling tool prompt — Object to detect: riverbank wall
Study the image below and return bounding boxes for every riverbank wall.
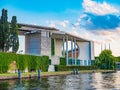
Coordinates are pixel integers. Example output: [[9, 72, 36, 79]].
[[0, 70, 116, 80]]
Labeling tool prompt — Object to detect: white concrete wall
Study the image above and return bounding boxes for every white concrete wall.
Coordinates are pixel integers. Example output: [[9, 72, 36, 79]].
[[77, 42, 90, 60], [41, 31, 51, 56], [54, 39, 62, 57], [50, 38, 63, 65], [90, 41, 95, 60], [51, 56, 60, 65]]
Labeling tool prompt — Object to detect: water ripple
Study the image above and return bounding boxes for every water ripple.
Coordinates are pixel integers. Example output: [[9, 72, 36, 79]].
[[1, 71, 120, 90]]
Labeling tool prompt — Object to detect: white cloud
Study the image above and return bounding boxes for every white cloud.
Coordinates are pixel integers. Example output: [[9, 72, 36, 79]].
[[59, 20, 69, 28], [47, 19, 120, 56], [70, 26, 120, 56], [78, 14, 87, 22], [48, 23, 56, 28], [71, 30, 79, 36], [33, 23, 37, 25], [74, 22, 79, 26], [47, 20, 70, 28], [82, 0, 119, 15], [73, 14, 87, 27]]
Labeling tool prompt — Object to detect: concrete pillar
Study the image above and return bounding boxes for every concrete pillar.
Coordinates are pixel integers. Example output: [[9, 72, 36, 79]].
[[62, 36, 65, 57], [66, 36, 68, 65], [74, 38, 76, 65], [71, 37, 73, 65]]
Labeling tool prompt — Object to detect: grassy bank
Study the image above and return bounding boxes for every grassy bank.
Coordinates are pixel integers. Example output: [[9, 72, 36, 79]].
[[0, 70, 115, 80]]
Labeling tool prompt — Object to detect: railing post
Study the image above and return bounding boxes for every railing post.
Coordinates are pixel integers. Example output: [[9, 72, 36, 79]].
[[38, 69, 41, 78]]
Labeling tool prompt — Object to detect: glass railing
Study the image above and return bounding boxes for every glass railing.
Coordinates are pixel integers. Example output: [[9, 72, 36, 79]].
[[68, 58, 91, 66]]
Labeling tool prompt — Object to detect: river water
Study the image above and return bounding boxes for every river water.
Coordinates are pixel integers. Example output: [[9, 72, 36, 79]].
[[0, 71, 120, 90]]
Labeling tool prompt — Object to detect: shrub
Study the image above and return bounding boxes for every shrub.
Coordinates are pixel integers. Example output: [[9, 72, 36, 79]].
[[55, 65, 97, 71], [41, 56, 49, 71], [60, 57, 66, 65], [95, 50, 117, 69]]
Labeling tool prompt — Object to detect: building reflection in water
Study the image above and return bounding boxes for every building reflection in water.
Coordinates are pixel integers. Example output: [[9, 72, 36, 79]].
[[0, 71, 120, 90]]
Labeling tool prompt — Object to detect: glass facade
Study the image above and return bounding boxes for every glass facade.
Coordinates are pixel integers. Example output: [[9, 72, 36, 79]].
[[68, 58, 91, 66], [28, 36, 40, 55]]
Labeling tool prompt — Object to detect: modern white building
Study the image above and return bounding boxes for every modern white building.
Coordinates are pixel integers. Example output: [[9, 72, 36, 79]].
[[18, 23, 94, 66]]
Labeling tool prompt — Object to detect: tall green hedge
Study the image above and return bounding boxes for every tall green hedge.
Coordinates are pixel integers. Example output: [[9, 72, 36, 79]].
[[0, 52, 49, 73], [91, 60, 96, 66], [0, 53, 12, 73], [60, 57, 66, 65], [116, 56, 120, 62], [41, 56, 49, 71], [55, 65, 97, 71]]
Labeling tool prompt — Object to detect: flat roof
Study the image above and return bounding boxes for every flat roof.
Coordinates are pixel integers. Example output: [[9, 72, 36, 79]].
[[18, 23, 90, 42], [18, 23, 59, 31]]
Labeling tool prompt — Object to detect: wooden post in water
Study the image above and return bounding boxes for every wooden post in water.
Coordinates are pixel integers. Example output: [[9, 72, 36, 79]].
[[38, 69, 41, 78], [18, 69, 21, 79]]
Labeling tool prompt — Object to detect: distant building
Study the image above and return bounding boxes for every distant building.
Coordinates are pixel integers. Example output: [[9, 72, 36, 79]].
[[18, 23, 94, 66], [68, 48, 79, 58]]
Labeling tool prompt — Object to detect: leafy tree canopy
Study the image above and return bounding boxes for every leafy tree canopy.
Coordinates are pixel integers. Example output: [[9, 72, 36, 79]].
[[95, 50, 117, 69], [0, 9, 19, 53]]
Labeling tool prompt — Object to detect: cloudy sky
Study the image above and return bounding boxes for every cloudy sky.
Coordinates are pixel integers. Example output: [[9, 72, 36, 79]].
[[0, 0, 120, 56]]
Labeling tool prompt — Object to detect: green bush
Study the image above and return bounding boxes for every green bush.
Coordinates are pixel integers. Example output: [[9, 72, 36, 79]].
[[55, 65, 97, 71], [28, 55, 37, 71], [60, 57, 66, 65], [0, 52, 49, 73], [0, 52, 12, 73], [116, 57, 120, 62], [95, 50, 117, 69], [41, 56, 49, 71], [17, 54, 27, 71], [91, 60, 96, 66]]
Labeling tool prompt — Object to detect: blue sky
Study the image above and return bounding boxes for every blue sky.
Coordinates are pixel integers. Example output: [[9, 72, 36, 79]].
[[0, 0, 120, 56], [0, 0, 83, 12]]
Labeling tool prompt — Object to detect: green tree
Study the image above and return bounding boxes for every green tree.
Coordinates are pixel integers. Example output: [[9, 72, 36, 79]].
[[0, 9, 10, 52], [95, 50, 117, 69], [10, 16, 19, 53]]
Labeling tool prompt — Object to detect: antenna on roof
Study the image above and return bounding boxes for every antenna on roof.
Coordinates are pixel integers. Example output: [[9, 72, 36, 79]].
[[105, 44, 106, 50], [101, 43, 103, 52], [109, 43, 111, 50]]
